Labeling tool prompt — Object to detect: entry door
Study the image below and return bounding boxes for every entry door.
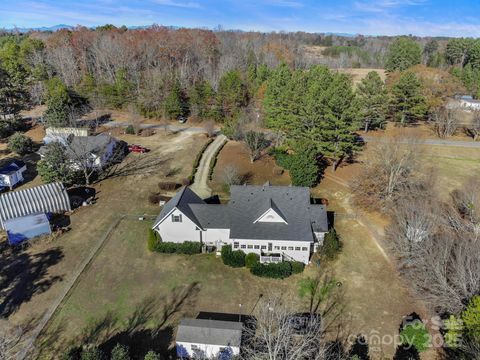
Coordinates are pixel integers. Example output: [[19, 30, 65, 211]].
[[268, 242, 272, 252]]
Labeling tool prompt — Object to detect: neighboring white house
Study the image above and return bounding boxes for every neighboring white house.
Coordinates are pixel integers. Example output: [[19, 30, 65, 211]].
[[0, 160, 27, 190], [176, 318, 242, 359], [43, 127, 91, 145], [152, 184, 329, 264], [447, 95, 480, 111], [39, 134, 121, 169]]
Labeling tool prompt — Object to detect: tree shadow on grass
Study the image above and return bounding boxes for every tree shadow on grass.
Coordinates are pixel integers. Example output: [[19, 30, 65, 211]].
[[64, 282, 201, 359], [0, 246, 64, 318]]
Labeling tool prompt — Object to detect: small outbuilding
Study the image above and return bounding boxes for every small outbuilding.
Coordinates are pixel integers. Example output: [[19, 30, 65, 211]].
[[0, 182, 71, 231], [176, 318, 243, 359], [4, 213, 51, 245], [0, 160, 27, 190]]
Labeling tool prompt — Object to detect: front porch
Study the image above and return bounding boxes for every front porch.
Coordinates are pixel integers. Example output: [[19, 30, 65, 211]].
[[260, 253, 282, 263]]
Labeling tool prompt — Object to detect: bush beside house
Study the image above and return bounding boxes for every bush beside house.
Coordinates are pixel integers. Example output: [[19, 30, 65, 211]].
[[147, 229, 201, 254], [221, 245, 246, 267], [221, 245, 305, 278], [250, 261, 292, 279], [321, 229, 342, 260]]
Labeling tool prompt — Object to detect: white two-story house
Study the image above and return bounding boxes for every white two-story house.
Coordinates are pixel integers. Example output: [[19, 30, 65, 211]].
[[152, 183, 328, 264]]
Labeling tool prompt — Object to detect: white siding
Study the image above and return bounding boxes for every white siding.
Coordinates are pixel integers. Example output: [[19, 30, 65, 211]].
[[203, 228, 230, 247], [231, 238, 312, 264], [155, 208, 201, 243], [176, 341, 240, 359], [0, 167, 25, 188]]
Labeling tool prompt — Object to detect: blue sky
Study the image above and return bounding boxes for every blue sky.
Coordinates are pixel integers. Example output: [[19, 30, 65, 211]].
[[1, 0, 479, 37]]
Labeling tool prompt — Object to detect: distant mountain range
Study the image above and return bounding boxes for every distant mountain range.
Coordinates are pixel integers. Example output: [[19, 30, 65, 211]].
[[4, 24, 357, 37]]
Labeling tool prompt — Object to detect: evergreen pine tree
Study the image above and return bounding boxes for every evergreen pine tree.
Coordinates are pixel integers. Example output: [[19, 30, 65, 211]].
[[357, 71, 389, 132], [391, 71, 427, 125]]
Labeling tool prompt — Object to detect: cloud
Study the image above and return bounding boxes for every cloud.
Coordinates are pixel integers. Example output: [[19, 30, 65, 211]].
[[152, 0, 201, 8], [264, 0, 304, 8], [354, 0, 427, 12]]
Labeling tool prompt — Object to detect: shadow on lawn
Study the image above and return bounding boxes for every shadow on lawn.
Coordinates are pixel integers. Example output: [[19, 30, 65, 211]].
[[0, 245, 64, 318], [57, 282, 200, 359]]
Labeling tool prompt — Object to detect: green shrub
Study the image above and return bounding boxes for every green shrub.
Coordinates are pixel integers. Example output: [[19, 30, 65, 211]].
[[290, 261, 305, 274], [0, 122, 12, 138], [250, 261, 292, 279], [270, 148, 293, 169], [147, 229, 161, 252], [208, 139, 227, 180], [8, 132, 33, 155], [321, 229, 341, 260], [125, 124, 135, 135], [400, 320, 430, 352], [221, 245, 245, 267], [111, 343, 130, 360], [155, 241, 202, 255], [245, 253, 260, 268]]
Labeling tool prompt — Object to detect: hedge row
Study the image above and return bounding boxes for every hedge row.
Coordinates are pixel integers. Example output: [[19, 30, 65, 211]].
[[250, 261, 292, 279], [147, 229, 201, 254], [221, 245, 305, 279], [189, 138, 214, 183], [208, 139, 228, 180]]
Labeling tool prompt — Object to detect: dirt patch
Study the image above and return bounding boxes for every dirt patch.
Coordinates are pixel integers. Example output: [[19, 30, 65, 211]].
[[210, 141, 290, 192]]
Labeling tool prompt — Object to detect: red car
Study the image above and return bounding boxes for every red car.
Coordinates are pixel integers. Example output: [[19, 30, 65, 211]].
[[128, 144, 149, 153]]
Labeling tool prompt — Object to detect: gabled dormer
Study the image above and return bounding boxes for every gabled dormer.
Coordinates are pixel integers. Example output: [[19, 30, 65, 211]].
[[254, 199, 288, 224]]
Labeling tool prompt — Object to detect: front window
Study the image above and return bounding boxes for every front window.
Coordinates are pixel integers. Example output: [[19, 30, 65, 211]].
[[302, 247, 308, 251], [295, 247, 300, 251], [254, 245, 260, 249], [281, 246, 286, 250], [274, 246, 280, 250], [288, 246, 294, 250], [233, 242, 239, 249], [261, 245, 267, 250], [172, 214, 182, 223], [248, 245, 253, 249], [241, 244, 246, 249]]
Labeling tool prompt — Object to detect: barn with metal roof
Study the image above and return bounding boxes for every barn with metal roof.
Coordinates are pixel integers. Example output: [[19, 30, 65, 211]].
[[0, 182, 71, 230]]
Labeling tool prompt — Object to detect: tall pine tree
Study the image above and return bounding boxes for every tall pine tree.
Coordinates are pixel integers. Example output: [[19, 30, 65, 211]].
[[357, 71, 389, 132], [391, 71, 427, 125]]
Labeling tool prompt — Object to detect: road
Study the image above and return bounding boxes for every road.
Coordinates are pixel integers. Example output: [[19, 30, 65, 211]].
[[103, 121, 208, 134], [189, 134, 227, 198], [362, 135, 480, 148]]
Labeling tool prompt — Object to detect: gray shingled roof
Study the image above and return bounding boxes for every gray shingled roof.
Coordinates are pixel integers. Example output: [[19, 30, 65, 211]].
[[189, 204, 230, 229], [228, 185, 319, 242], [154, 185, 328, 241], [153, 187, 205, 228], [176, 319, 243, 347], [66, 135, 115, 157]]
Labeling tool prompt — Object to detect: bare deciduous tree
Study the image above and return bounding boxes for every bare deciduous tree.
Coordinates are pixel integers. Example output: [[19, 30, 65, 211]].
[[241, 295, 343, 360], [432, 107, 459, 139], [220, 164, 242, 186], [386, 179, 480, 314], [467, 110, 480, 141], [244, 130, 268, 163], [352, 135, 424, 210]]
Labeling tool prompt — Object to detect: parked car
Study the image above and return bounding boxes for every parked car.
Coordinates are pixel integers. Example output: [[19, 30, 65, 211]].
[[128, 144, 149, 153], [178, 116, 187, 124]]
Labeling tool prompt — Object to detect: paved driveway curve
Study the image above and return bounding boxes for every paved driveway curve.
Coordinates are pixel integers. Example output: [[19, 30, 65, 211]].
[[190, 135, 227, 198]]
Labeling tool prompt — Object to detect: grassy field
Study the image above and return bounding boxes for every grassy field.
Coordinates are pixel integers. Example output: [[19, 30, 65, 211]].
[[2, 130, 210, 354], [39, 219, 299, 358], [34, 157, 429, 359]]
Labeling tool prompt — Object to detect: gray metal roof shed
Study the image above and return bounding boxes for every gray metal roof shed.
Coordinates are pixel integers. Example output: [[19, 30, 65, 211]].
[[0, 182, 71, 230], [176, 318, 243, 347]]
